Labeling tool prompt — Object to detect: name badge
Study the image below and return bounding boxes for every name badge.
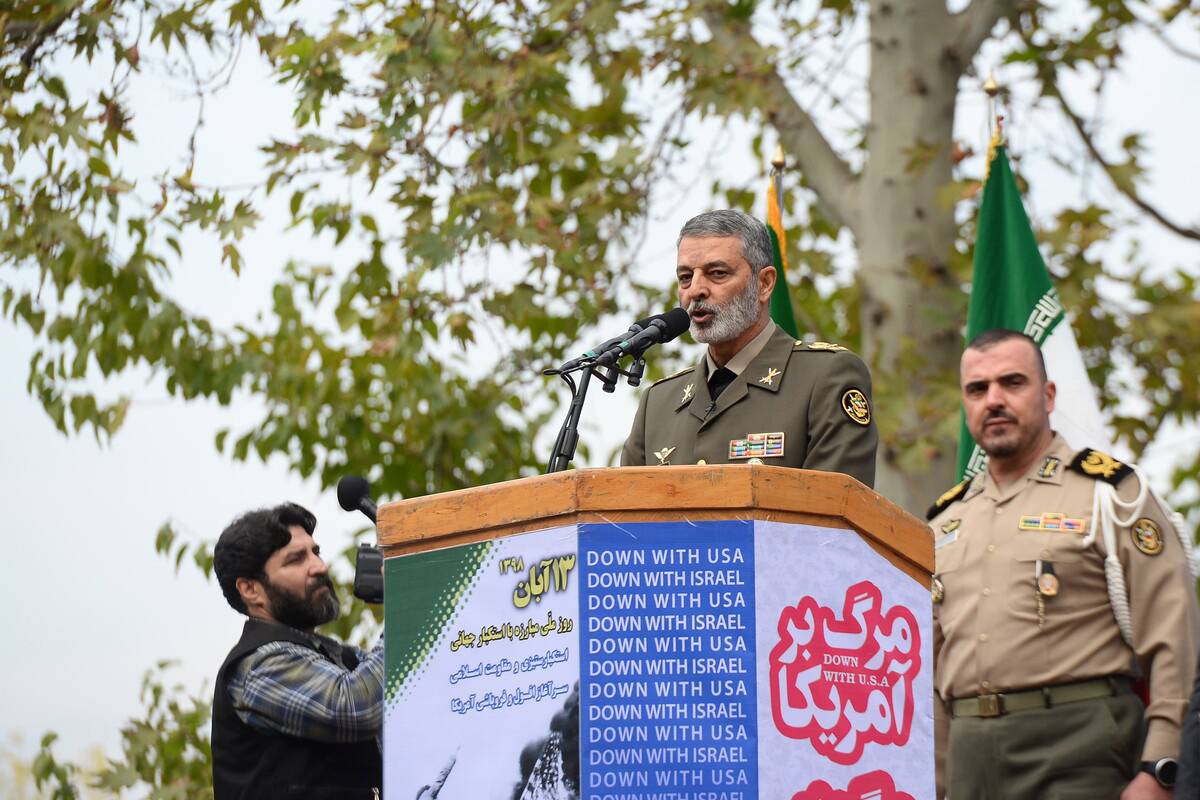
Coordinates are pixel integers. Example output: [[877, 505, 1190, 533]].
[[935, 530, 959, 549]]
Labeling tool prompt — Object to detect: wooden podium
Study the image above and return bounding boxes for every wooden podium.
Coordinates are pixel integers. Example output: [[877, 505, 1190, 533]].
[[379, 466, 934, 800]]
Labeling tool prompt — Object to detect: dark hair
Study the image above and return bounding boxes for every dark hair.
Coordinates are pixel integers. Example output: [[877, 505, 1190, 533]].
[[965, 328, 1047, 381], [677, 209, 774, 274], [214, 503, 317, 614]]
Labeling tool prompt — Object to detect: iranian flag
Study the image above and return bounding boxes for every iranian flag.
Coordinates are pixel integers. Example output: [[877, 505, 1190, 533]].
[[956, 146, 1112, 479], [766, 173, 800, 339]]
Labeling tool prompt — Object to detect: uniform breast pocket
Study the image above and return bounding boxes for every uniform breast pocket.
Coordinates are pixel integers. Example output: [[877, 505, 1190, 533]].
[[1007, 534, 1084, 618], [935, 536, 967, 574]]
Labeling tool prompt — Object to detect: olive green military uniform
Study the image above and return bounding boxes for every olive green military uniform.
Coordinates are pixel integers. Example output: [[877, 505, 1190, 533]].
[[619, 323, 878, 488], [928, 434, 1198, 799]]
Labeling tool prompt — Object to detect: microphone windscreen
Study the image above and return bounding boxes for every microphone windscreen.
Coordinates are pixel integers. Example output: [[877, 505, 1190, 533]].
[[336, 475, 371, 512], [657, 307, 691, 341], [632, 313, 657, 331]]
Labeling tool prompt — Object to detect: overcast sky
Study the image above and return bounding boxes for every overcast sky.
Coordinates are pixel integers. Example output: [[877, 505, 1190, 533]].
[[2, 6, 1199, 778]]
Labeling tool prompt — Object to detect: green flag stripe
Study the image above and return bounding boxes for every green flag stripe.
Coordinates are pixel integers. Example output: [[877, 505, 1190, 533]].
[[766, 227, 799, 339], [957, 147, 1065, 479]]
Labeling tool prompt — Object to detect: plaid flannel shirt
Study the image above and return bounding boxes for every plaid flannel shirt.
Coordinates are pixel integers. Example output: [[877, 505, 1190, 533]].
[[226, 633, 384, 743]]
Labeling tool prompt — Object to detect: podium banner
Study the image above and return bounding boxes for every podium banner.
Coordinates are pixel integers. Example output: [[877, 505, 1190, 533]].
[[384, 520, 933, 800]]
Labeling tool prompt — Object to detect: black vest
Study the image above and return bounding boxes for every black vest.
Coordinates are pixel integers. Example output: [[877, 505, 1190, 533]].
[[212, 619, 382, 800]]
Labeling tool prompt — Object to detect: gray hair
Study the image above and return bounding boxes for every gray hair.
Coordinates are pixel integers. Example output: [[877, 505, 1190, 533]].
[[677, 209, 774, 274]]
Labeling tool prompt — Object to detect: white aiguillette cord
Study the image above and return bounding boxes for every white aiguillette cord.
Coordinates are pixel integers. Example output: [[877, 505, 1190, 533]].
[[1081, 465, 1195, 647]]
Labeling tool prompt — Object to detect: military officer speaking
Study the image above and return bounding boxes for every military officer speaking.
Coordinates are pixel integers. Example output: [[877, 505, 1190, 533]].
[[619, 209, 878, 487], [929, 328, 1197, 800]]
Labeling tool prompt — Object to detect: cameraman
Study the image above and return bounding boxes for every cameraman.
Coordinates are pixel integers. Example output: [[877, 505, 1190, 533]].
[[212, 502, 382, 799]]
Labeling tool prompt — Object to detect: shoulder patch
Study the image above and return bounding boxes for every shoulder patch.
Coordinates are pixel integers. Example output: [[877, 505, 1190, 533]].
[[926, 479, 970, 521], [794, 340, 847, 352], [1067, 449, 1133, 486], [651, 366, 696, 386]]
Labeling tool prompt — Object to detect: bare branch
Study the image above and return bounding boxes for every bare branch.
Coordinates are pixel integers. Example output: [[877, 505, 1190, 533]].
[[950, 0, 1018, 66], [1046, 80, 1200, 242], [700, 6, 858, 230], [1130, 6, 1200, 63], [18, 8, 76, 70]]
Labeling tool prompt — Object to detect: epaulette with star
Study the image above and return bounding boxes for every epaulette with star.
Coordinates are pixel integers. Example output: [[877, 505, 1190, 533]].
[[926, 478, 970, 521], [794, 340, 848, 352], [1067, 448, 1134, 486], [651, 365, 695, 386]]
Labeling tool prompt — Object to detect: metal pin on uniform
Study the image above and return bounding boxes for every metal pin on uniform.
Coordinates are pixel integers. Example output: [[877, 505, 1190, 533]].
[[1035, 559, 1058, 630]]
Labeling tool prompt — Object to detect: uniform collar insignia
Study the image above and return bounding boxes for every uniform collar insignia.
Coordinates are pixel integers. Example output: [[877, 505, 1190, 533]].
[[695, 328, 792, 426], [1038, 456, 1061, 479]]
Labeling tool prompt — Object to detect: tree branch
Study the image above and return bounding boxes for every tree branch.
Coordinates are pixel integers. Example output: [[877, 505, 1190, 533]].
[[1047, 80, 1200, 242], [950, 0, 1019, 66], [18, 9, 76, 70], [700, 6, 858, 231]]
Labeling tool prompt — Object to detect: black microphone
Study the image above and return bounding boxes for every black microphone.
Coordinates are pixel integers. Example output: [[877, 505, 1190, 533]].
[[554, 313, 658, 373], [337, 475, 377, 524], [593, 307, 690, 367]]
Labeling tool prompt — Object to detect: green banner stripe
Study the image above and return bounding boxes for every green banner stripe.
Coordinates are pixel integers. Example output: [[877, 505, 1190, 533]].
[[383, 540, 494, 704]]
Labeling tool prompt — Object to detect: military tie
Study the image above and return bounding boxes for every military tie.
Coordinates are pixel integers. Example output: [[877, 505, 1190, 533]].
[[707, 366, 736, 400]]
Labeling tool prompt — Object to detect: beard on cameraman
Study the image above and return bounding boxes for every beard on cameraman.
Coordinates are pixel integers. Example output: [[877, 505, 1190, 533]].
[[211, 502, 382, 800]]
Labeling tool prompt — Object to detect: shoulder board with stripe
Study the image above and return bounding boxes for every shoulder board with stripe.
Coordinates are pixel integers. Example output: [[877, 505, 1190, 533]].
[[794, 340, 848, 352], [926, 479, 970, 521], [651, 366, 696, 386], [1067, 448, 1134, 486]]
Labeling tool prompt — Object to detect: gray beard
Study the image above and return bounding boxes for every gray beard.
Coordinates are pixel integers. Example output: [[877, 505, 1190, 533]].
[[689, 276, 761, 344]]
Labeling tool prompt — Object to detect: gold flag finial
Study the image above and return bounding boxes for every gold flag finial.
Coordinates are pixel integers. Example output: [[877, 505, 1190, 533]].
[[771, 143, 785, 170], [983, 71, 999, 98], [982, 71, 1005, 183]]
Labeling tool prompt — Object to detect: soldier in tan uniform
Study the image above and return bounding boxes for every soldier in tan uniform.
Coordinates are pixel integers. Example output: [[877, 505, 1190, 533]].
[[928, 328, 1197, 800], [620, 209, 877, 487]]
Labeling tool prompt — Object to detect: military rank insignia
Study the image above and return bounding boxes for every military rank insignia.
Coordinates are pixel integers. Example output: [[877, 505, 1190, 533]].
[[728, 432, 784, 460], [802, 341, 847, 352], [1068, 448, 1133, 486], [1131, 518, 1163, 555], [1038, 456, 1062, 479], [926, 478, 970, 521], [1019, 512, 1086, 533], [841, 388, 871, 425]]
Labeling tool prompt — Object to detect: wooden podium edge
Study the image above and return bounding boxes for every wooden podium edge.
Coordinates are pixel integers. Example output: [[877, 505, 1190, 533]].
[[379, 466, 933, 586]]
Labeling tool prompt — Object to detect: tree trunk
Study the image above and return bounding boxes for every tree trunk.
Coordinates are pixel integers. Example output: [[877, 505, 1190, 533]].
[[855, 1, 967, 515]]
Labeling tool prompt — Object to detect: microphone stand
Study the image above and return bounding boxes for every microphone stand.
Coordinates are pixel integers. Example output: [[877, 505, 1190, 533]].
[[544, 331, 664, 473], [546, 365, 596, 473]]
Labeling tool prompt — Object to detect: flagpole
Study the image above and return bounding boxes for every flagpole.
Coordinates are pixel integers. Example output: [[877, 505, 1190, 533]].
[[983, 72, 1004, 181], [771, 144, 785, 213]]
